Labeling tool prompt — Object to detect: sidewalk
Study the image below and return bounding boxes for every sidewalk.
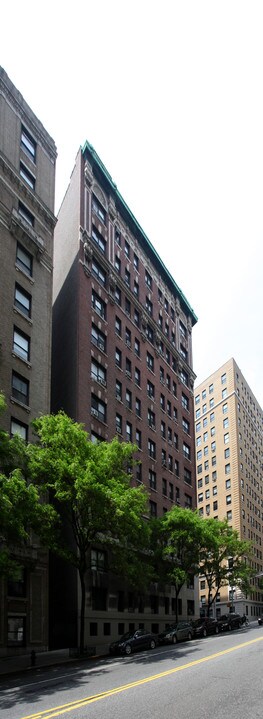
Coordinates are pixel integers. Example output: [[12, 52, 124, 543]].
[[0, 647, 107, 678]]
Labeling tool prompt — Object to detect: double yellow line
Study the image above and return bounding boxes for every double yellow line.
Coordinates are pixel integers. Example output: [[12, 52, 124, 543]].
[[20, 636, 263, 719]]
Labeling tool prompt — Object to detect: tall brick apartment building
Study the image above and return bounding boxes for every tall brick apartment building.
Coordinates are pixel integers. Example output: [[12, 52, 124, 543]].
[[51, 141, 198, 651], [0, 68, 57, 655], [194, 358, 263, 619]]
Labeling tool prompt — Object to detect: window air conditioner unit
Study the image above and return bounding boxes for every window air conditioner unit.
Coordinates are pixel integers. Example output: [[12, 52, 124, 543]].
[[91, 407, 98, 418]]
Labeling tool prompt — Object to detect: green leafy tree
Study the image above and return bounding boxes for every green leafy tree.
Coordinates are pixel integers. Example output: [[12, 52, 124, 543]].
[[152, 507, 204, 622], [0, 393, 56, 577], [27, 412, 150, 653], [199, 517, 252, 615]]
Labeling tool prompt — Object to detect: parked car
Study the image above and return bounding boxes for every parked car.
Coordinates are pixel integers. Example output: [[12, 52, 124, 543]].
[[191, 617, 219, 638], [217, 613, 242, 631], [109, 629, 157, 656], [158, 621, 193, 645]]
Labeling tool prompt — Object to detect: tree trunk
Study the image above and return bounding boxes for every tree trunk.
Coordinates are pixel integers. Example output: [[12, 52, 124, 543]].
[[79, 570, 86, 654]]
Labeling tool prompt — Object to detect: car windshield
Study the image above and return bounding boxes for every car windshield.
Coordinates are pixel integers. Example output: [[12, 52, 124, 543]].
[[119, 632, 134, 641], [192, 619, 204, 627]]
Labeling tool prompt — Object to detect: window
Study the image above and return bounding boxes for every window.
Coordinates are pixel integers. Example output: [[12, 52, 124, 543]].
[[213, 485, 217, 496], [134, 280, 139, 297], [145, 269, 152, 289], [197, 450, 202, 461], [115, 256, 121, 273], [116, 380, 122, 401], [209, 398, 214, 408], [134, 308, 140, 327], [183, 442, 190, 460], [205, 489, 210, 499], [13, 327, 30, 362], [126, 389, 132, 409], [147, 352, 154, 372], [174, 459, 179, 477], [182, 417, 190, 433], [16, 243, 32, 276], [225, 478, 231, 489], [222, 388, 227, 399], [91, 324, 106, 352], [211, 441, 216, 452], [8, 568, 26, 598], [21, 126, 36, 162], [182, 393, 189, 411], [126, 358, 132, 377], [209, 383, 214, 394], [134, 252, 139, 270], [198, 493, 203, 503], [167, 399, 172, 417], [169, 482, 174, 500], [223, 417, 229, 428], [125, 327, 131, 348], [92, 225, 106, 253], [91, 259, 106, 286], [222, 403, 228, 414], [148, 409, 155, 429], [180, 345, 187, 361], [91, 549, 107, 572], [115, 286, 121, 306], [221, 372, 227, 384], [161, 420, 166, 438], [162, 478, 167, 496], [149, 470, 156, 490], [12, 372, 29, 405], [91, 360, 106, 386], [195, 394, 200, 405], [125, 297, 131, 317], [146, 324, 154, 343], [147, 379, 155, 399], [115, 348, 122, 368], [225, 463, 231, 475], [226, 495, 232, 505], [213, 501, 218, 511], [8, 616, 26, 647], [226, 510, 232, 521], [148, 439, 156, 459], [20, 162, 35, 190], [92, 291, 106, 319], [149, 501, 157, 518], [115, 316, 122, 336], [14, 284, 31, 317], [10, 418, 27, 440], [115, 227, 121, 246], [146, 297, 153, 315], [91, 395, 106, 423], [135, 366, 141, 386], [180, 369, 188, 387], [158, 314, 163, 329], [179, 321, 186, 338], [134, 337, 140, 356], [135, 428, 141, 448], [18, 201, 34, 227], [184, 468, 192, 485], [135, 397, 141, 417], [124, 240, 130, 258], [126, 422, 132, 442], [173, 381, 177, 397], [160, 393, 165, 411], [92, 195, 106, 223], [125, 268, 130, 287], [224, 432, 229, 444]]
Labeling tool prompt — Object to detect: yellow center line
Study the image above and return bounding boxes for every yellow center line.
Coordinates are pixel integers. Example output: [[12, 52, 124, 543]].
[[19, 636, 263, 719]]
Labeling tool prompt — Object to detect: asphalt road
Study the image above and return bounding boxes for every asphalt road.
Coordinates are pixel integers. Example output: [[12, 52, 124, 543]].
[[1, 624, 262, 719]]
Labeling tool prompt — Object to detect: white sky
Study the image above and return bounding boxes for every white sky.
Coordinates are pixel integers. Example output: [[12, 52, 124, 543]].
[[2, 1, 263, 406]]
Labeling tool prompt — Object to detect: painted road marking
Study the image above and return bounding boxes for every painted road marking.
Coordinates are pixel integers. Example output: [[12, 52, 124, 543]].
[[19, 636, 263, 719]]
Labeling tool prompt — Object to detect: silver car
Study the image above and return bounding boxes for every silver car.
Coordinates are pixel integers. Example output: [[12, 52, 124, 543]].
[[158, 621, 193, 645]]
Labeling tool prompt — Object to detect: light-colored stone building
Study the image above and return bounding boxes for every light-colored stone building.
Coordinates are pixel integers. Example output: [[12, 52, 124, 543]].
[[0, 68, 57, 655], [194, 358, 263, 619]]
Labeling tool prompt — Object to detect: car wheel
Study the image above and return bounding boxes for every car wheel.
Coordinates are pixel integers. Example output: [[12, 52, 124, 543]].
[[125, 644, 132, 655], [203, 628, 207, 638], [172, 635, 177, 644], [188, 632, 193, 640], [215, 626, 219, 634], [150, 639, 156, 650]]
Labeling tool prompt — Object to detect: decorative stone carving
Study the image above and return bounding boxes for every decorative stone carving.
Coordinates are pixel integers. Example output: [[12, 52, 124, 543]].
[[84, 162, 93, 187]]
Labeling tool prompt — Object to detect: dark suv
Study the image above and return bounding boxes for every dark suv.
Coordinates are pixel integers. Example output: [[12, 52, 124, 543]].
[[217, 613, 242, 631]]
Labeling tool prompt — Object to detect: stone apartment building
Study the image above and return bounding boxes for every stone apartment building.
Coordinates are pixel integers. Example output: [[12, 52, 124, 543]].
[[51, 141, 198, 651], [0, 68, 57, 655], [194, 358, 263, 619]]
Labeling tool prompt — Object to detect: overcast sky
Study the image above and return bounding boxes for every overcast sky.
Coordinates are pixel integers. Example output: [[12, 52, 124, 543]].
[[2, 1, 263, 406]]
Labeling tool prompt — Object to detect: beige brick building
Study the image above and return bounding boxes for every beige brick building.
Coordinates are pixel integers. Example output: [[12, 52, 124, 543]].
[[194, 358, 263, 619], [0, 68, 56, 655]]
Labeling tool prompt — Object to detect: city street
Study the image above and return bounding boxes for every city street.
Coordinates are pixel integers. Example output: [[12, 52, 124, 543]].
[[1, 624, 262, 719]]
